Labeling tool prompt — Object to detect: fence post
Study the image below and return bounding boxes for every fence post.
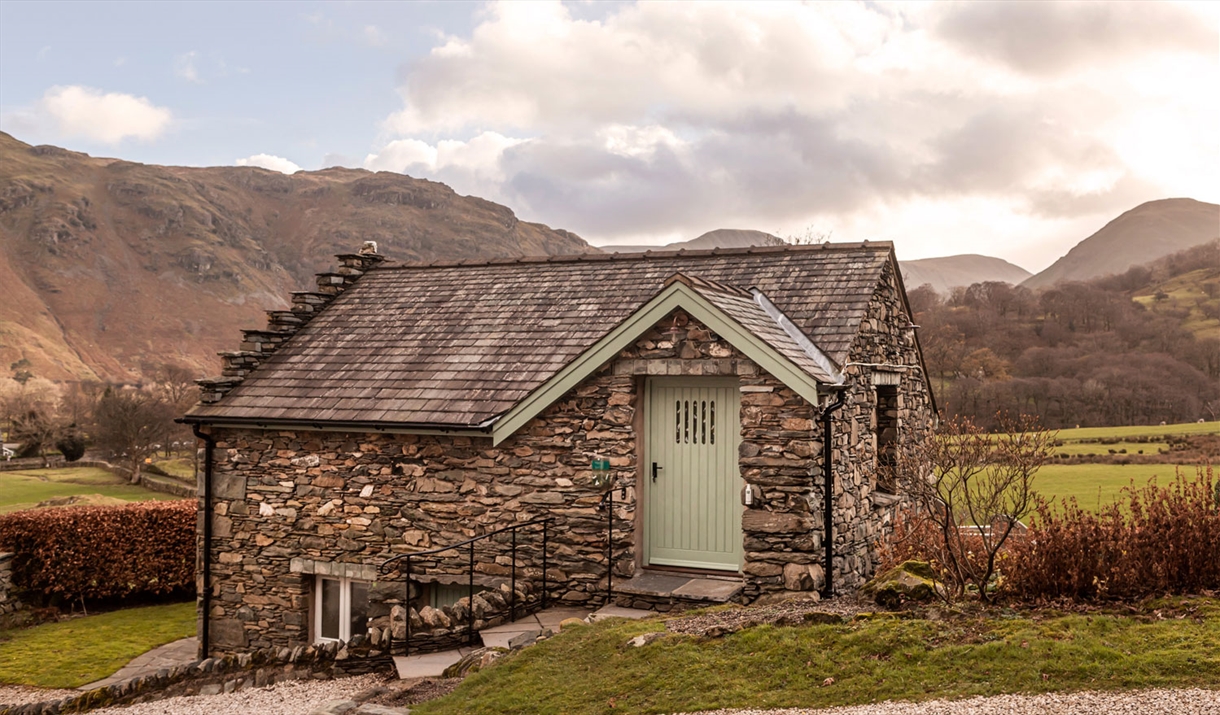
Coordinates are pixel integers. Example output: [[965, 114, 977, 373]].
[[542, 520, 549, 610], [404, 555, 412, 657], [468, 542, 476, 647], [510, 526, 518, 623]]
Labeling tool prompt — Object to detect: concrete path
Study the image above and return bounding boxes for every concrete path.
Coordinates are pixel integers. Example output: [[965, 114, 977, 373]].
[[81, 637, 198, 690], [392, 603, 655, 679]]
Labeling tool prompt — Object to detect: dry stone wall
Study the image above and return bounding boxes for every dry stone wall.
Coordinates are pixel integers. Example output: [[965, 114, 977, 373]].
[[200, 283, 934, 654]]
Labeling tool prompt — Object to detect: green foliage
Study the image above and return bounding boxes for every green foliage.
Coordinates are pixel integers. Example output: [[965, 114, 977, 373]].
[[413, 601, 1220, 714], [55, 429, 87, 461], [0, 601, 196, 688], [0, 500, 195, 603]]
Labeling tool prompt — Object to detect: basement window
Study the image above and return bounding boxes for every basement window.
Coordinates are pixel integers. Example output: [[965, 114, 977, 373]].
[[314, 576, 369, 643], [876, 385, 899, 494]]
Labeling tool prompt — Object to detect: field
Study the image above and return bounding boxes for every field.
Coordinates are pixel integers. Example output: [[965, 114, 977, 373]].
[[0, 467, 177, 513], [1050, 420, 1220, 442], [1033, 463, 1200, 512]]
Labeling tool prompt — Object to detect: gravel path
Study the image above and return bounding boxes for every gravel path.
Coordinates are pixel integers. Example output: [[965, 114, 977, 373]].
[[0, 685, 79, 706], [690, 688, 1220, 715], [85, 674, 383, 715]]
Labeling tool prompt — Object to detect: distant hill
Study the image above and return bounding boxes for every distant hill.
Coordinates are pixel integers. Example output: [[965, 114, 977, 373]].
[[602, 228, 785, 253], [899, 255, 1032, 295], [0, 132, 591, 383], [1024, 198, 1219, 289]]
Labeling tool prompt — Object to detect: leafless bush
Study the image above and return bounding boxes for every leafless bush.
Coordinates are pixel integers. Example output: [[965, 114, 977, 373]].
[[893, 414, 1055, 602]]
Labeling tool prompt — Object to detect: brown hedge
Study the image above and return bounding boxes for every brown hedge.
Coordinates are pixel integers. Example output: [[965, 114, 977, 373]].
[[0, 500, 195, 602]]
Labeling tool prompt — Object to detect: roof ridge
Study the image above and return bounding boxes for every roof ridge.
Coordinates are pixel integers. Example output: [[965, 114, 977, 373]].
[[372, 240, 893, 271]]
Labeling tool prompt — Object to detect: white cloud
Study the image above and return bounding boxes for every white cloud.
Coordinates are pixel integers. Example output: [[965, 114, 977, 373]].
[[371, 0, 1217, 267], [235, 154, 302, 174], [174, 51, 202, 83], [1, 85, 173, 144], [364, 25, 386, 47]]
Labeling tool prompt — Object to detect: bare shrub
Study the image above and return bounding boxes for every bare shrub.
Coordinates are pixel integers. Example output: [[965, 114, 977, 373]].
[[1006, 466, 1220, 601], [893, 414, 1054, 602]]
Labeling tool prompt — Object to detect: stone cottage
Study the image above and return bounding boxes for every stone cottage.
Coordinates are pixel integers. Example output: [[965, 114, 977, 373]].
[[183, 241, 935, 657]]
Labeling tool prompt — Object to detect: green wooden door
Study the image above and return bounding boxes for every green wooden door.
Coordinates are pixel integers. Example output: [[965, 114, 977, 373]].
[[645, 378, 742, 571]]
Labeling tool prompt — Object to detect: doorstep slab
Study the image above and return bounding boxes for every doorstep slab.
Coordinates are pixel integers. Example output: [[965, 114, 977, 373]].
[[614, 572, 690, 598], [392, 647, 473, 679], [533, 607, 592, 630], [672, 578, 743, 602]]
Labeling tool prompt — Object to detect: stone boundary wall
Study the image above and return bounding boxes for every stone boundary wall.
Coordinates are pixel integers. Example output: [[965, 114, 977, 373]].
[[0, 638, 391, 715], [0, 457, 65, 473], [0, 553, 22, 625]]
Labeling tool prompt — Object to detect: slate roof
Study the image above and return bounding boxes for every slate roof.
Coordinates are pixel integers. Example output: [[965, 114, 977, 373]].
[[187, 242, 895, 428]]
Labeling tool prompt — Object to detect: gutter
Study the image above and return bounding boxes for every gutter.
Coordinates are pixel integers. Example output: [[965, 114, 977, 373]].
[[189, 423, 215, 659], [818, 386, 848, 599]]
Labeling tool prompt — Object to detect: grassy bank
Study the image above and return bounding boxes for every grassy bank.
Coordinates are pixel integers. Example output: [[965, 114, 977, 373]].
[[0, 601, 196, 688], [416, 600, 1220, 715], [1052, 421, 1220, 442], [0, 467, 176, 513]]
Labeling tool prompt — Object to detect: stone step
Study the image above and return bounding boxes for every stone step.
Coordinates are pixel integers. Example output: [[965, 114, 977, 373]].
[[613, 571, 744, 612]]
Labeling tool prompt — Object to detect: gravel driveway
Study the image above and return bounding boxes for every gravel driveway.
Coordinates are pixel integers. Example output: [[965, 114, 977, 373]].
[[84, 674, 383, 715], [691, 688, 1220, 715]]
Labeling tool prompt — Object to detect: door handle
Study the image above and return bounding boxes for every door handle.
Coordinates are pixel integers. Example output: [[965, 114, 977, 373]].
[[652, 462, 662, 483]]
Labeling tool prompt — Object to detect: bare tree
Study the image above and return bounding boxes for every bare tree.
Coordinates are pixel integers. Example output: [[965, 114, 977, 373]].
[[92, 388, 176, 482], [894, 413, 1055, 602]]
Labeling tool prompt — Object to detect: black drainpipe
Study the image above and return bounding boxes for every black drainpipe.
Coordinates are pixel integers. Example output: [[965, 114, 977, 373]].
[[819, 387, 847, 599], [190, 423, 215, 658]]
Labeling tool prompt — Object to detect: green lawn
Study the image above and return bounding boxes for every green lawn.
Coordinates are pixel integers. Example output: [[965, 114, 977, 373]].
[[1033, 463, 1198, 512], [1051, 421, 1220, 442], [0, 467, 176, 513], [0, 601, 196, 688], [151, 457, 196, 480], [415, 599, 1220, 714]]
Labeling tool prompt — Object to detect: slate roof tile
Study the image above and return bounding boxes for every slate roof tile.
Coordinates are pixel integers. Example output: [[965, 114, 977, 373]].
[[189, 243, 893, 427]]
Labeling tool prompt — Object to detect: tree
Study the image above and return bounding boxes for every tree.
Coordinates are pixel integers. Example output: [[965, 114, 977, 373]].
[[894, 414, 1055, 603], [92, 388, 176, 482], [0, 383, 63, 466]]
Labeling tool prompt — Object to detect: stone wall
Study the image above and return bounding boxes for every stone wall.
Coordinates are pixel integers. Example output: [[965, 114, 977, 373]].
[[823, 259, 936, 591], [0, 638, 389, 715], [0, 553, 22, 624], [198, 265, 935, 654]]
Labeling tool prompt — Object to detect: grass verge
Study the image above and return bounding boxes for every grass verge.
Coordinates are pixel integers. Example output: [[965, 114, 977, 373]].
[[0, 467, 176, 513], [415, 599, 1220, 715], [0, 601, 196, 688]]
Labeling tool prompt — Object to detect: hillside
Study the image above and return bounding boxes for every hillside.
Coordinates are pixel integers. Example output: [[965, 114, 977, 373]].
[[899, 255, 1032, 295], [0, 132, 591, 383], [1024, 198, 1219, 288], [603, 228, 784, 253]]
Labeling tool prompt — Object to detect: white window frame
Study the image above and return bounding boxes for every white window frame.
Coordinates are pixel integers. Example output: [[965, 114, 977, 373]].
[[314, 576, 368, 644]]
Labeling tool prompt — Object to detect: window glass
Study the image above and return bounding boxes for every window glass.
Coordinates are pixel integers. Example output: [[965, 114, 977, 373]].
[[349, 581, 369, 637], [320, 578, 341, 640]]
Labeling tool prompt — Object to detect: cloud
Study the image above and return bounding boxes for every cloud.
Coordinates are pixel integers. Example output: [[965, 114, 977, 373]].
[[174, 51, 202, 83], [364, 25, 386, 47], [2, 85, 172, 144], [934, 1, 1217, 76], [368, 0, 1217, 268], [235, 154, 302, 174]]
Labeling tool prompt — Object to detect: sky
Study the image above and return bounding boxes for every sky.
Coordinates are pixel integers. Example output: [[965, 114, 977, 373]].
[[1, 1, 1216, 272]]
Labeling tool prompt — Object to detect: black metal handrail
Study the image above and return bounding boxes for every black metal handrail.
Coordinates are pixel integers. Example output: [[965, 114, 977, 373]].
[[597, 484, 627, 606], [378, 516, 554, 656]]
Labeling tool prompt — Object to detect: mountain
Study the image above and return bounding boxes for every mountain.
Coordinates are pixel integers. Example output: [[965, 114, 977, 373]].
[[602, 228, 785, 253], [0, 132, 591, 384], [899, 255, 1032, 295], [1024, 198, 1219, 289]]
